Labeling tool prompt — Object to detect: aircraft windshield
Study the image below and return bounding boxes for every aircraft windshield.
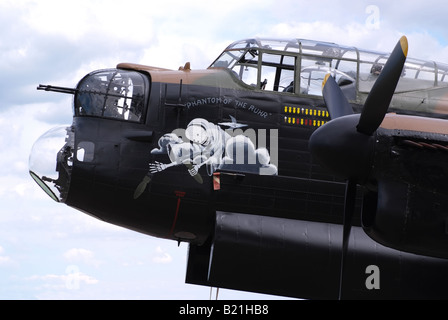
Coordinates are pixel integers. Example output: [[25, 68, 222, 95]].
[[75, 69, 148, 122]]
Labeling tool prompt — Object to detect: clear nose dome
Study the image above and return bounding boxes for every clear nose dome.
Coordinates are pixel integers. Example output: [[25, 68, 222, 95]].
[[29, 125, 74, 202]]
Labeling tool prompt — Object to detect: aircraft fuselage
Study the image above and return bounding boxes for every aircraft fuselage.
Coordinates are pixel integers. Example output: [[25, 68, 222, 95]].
[[29, 38, 448, 299]]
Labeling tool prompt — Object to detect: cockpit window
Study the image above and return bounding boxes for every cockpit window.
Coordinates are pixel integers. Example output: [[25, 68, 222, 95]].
[[75, 69, 148, 122], [210, 49, 297, 92]]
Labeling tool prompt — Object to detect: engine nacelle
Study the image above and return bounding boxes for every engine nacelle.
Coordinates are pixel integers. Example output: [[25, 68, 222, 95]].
[[362, 178, 448, 259], [186, 211, 448, 299]]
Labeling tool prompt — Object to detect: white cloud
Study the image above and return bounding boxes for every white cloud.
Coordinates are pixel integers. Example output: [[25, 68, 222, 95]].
[[63, 248, 102, 268], [152, 246, 172, 264], [0, 256, 13, 265], [27, 271, 99, 289], [0, 246, 15, 267], [20, 0, 156, 44]]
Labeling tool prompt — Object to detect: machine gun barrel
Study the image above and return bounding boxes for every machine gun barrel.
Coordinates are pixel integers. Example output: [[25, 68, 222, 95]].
[[37, 84, 77, 95]]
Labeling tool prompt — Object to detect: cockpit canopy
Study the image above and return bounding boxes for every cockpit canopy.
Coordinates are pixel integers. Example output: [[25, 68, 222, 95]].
[[209, 38, 448, 100], [75, 69, 149, 122]]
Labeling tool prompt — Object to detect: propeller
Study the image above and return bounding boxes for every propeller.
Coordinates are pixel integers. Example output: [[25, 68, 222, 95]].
[[309, 36, 408, 299], [322, 73, 354, 119], [358, 36, 408, 135]]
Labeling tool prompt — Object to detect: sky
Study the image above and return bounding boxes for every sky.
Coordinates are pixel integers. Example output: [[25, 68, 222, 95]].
[[1, 0, 448, 300]]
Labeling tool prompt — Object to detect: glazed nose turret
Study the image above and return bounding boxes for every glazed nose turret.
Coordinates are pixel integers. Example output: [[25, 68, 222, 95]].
[[29, 125, 74, 202]]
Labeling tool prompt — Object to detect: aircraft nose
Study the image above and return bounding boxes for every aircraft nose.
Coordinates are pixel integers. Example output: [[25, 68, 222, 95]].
[[29, 125, 74, 202]]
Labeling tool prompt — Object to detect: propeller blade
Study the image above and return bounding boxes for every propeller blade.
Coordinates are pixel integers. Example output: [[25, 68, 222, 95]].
[[322, 73, 354, 119], [339, 179, 357, 300], [357, 36, 408, 135]]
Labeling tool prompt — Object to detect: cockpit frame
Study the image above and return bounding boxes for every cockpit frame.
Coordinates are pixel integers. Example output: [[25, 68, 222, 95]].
[[209, 38, 448, 104]]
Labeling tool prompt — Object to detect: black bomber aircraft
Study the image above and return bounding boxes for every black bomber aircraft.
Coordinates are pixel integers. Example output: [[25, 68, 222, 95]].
[[30, 36, 448, 299]]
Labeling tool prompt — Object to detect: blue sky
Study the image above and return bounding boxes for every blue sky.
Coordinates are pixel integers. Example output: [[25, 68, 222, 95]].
[[1, 0, 448, 300]]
